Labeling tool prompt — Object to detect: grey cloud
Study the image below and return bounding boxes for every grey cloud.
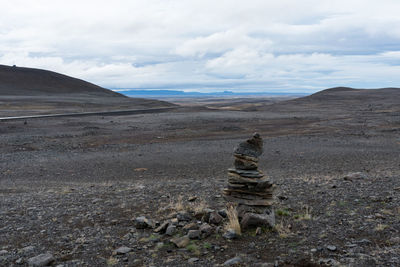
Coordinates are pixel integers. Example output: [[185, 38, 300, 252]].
[[1, 0, 400, 92]]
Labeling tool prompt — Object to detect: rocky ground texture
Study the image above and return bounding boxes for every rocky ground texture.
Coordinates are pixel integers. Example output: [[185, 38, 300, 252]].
[[1, 90, 400, 266]]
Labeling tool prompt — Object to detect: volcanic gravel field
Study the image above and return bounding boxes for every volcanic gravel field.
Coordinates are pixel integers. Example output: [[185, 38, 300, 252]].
[[1, 88, 400, 266]]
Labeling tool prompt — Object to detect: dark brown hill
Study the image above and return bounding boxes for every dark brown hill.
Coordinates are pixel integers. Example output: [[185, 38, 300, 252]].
[[283, 87, 400, 106], [256, 87, 400, 114], [303, 87, 400, 102], [0, 64, 124, 97], [0, 65, 176, 116]]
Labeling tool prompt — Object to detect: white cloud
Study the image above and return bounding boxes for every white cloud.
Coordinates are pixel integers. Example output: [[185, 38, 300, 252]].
[[175, 29, 273, 57], [1, 0, 400, 92]]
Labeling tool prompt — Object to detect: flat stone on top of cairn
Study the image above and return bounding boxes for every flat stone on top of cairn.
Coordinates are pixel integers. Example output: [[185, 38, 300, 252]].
[[223, 133, 275, 229]]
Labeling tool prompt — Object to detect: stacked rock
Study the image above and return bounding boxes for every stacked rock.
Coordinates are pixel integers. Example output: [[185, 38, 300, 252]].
[[223, 133, 275, 229]]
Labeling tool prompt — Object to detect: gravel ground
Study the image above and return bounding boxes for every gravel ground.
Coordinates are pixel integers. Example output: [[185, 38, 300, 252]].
[[1, 93, 399, 266]]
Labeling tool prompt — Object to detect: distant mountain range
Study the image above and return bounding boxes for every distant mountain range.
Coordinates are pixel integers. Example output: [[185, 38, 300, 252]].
[[114, 89, 308, 98], [1, 64, 398, 103]]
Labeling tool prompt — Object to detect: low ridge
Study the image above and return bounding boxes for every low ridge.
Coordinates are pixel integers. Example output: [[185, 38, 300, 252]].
[[258, 87, 399, 113], [311, 86, 357, 94], [296, 87, 400, 102], [0, 64, 125, 97]]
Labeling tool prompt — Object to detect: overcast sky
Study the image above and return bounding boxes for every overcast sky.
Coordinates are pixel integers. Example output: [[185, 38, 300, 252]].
[[1, 0, 400, 93]]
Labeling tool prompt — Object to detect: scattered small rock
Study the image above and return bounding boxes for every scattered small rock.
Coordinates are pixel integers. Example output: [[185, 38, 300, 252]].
[[319, 258, 339, 266], [154, 221, 170, 233], [21, 245, 35, 254], [188, 196, 197, 202], [177, 212, 192, 222], [277, 195, 288, 200], [389, 237, 400, 244], [241, 212, 275, 229], [194, 210, 206, 220], [343, 172, 368, 181], [209, 211, 223, 225], [183, 222, 198, 231], [223, 229, 240, 239], [27, 253, 54, 266], [199, 223, 213, 237], [135, 216, 154, 229], [188, 230, 201, 239], [170, 236, 190, 248], [355, 239, 372, 245], [91, 198, 102, 204], [165, 225, 177, 236], [326, 245, 337, 252], [155, 242, 164, 249], [201, 209, 214, 222], [188, 257, 199, 264], [224, 256, 242, 266], [0, 250, 8, 255], [255, 227, 262, 235], [218, 209, 227, 218], [114, 246, 132, 255]]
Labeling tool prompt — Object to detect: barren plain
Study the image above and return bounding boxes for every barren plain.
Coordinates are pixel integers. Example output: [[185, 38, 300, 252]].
[[1, 87, 400, 266]]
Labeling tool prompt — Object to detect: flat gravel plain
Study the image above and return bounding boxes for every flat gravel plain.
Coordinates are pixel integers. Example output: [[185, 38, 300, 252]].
[[1, 91, 399, 266]]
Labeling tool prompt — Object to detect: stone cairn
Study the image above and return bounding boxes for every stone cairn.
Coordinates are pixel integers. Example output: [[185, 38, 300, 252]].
[[223, 133, 275, 229]]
